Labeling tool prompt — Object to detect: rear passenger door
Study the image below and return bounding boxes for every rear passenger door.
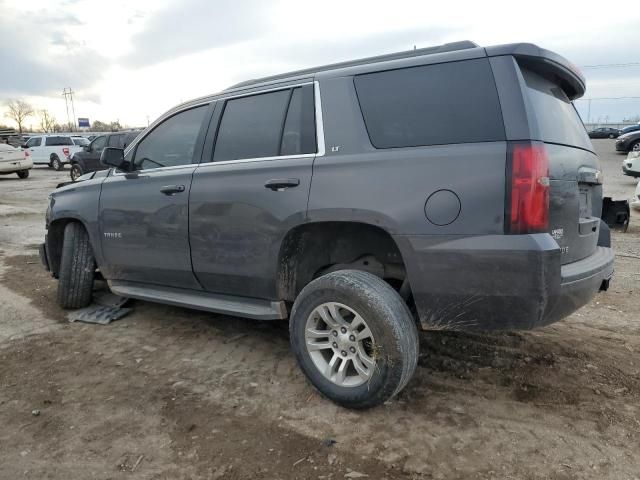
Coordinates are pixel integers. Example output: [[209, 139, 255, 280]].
[[190, 83, 320, 299]]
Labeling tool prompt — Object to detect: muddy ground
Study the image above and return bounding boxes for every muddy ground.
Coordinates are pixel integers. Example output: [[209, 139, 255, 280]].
[[0, 140, 639, 479]]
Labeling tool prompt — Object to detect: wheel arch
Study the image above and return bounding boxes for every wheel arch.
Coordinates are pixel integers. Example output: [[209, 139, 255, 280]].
[[47, 217, 93, 277], [276, 221, 409, 302]]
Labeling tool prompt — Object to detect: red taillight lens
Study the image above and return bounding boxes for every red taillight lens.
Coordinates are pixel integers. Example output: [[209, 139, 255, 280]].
[[507, 142, 549, 234], [24, 150, 30, 157], [62, 147, 70, 156]]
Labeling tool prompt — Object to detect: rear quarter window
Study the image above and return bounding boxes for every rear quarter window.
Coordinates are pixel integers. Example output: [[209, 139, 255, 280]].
[[354, 58, 505, 148], [520, 67, 591, 151], [45, 136, 73, 146]]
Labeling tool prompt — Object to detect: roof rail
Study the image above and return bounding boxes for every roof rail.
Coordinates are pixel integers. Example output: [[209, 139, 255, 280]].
[[226, 40, 479, 90]]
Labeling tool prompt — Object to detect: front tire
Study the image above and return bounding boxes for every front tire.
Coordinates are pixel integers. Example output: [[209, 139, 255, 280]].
[[70, 164, 83, 182], [57, 222, 95, 309], [16, 170, 29, 179], [290, 270, 419, 409], [51, 155, 63, 171]]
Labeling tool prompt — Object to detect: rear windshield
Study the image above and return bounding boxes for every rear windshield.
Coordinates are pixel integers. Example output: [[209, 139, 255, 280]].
[[520, 67, 592, 151], [354, 58, 505, 149]]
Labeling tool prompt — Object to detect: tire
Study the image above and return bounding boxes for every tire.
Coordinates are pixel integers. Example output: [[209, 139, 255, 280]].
[[631, 140, 640, 152], [289, 270, 419, 409], [609, 134, 615, 139], [56, 222, 95, 309], [70, 164, 83, 182], [16, 170, 29, 179], [51, 155, 63, 171]]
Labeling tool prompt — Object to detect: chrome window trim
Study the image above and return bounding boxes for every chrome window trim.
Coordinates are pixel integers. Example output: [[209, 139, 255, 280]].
[[117, 81, 325, 176]]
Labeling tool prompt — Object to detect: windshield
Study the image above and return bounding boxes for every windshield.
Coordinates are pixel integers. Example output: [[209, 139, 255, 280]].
[[72, 137, 90, 146]]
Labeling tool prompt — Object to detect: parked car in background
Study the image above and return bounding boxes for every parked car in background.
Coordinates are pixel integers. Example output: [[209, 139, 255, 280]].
[[41, 41, 614, 409], [69, 130, 141, 181], [23, 135, 83, 170], [620, 124, 640, 136], [0, 143, 32, 179], [615, 130, 640, 153], [622, 151, 640, 177], [588, 127, 620, 139]]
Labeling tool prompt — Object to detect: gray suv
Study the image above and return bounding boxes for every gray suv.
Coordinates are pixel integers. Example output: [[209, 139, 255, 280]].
[[40, 41, 614, 409]]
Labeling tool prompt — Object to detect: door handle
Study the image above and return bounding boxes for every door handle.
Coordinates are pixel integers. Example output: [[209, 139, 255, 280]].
[[160, 184, 185, 195], [264, 178, 300, 191]]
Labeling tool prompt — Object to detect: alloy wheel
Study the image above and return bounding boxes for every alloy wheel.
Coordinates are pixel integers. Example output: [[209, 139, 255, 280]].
[[304, 302, 377, 387]]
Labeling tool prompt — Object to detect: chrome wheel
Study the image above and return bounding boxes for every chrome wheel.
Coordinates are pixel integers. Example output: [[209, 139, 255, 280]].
[[304, 302, 377, 387], [632, 142, 640, 152]]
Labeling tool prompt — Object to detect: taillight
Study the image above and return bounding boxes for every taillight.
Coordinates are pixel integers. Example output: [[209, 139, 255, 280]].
[[506, 141, 549, 234], [62, 147, 70, 157], [24, 150, 30, 157]]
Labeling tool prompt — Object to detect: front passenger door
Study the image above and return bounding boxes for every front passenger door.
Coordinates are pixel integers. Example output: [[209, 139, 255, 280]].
[[99, 105, 210, 288], [86, 136, 106, 171]]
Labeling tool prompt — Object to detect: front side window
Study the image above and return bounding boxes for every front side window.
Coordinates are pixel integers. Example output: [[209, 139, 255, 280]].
[[26, 137, 41, 147], [213, 86, 316, 162], [91, 136, 107, 152], [134, 106, 207, 170]]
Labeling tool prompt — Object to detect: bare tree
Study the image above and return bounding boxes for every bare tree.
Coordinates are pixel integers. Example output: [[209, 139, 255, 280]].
[[5, 100, 34, 134], [39, 109, 57, 133]]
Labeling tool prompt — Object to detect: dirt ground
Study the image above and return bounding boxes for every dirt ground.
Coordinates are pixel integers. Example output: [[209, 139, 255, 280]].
[[1, 140, 639, 480]]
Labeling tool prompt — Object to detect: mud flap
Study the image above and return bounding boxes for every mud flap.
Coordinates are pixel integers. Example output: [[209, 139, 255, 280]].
[[601, 197, 630, 232]]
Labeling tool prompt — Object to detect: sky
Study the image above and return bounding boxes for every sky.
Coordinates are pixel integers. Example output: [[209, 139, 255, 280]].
[[1, 0, 639, 130]]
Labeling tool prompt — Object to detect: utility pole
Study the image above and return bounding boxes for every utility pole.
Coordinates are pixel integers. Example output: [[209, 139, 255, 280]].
[[62, 88, 71, 131], [587, 98, 592, 125], [62, 87, 77, 132]]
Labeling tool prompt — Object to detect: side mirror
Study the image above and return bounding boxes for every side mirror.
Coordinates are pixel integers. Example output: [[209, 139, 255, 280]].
[[100, 147, 126, 169], [21, 144, 28, 149], [83, 145, 90, 152]]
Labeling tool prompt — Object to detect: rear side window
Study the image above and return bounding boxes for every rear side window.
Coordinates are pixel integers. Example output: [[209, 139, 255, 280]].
[[354, 59, 505, 148], [520, 67, 591, 150], [45, 136, 73, 146], [213, 86, 316, 162], [107, 134, 124, 148]]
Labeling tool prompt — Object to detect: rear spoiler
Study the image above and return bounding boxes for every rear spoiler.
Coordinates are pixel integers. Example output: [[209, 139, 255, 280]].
[[485, 43, 586, 100]]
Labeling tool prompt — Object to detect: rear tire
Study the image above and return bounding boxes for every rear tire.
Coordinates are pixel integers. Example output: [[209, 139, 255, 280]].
[[16, 170, 29, 179], [289, 270, 419, 409], [51, 155, 63, 171], [70, 164, 83, 182], [631, 140, 640, 152], [57, 222, 95, 309]]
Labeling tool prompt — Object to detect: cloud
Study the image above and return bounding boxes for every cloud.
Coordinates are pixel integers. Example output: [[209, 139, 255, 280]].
[[123, 0, 270, 67], [0, 6, 105, 98]]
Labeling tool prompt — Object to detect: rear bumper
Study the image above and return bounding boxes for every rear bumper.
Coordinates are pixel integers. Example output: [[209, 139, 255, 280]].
[[0, 158, 33, 172], [395, 234, 614, 331]]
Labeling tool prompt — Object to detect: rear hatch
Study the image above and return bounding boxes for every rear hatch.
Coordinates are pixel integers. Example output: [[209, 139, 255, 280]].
[[518, 64, 601, 264]]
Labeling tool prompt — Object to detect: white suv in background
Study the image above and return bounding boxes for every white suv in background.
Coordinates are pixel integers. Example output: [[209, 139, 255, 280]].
[[23, 135, 83, 170]]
